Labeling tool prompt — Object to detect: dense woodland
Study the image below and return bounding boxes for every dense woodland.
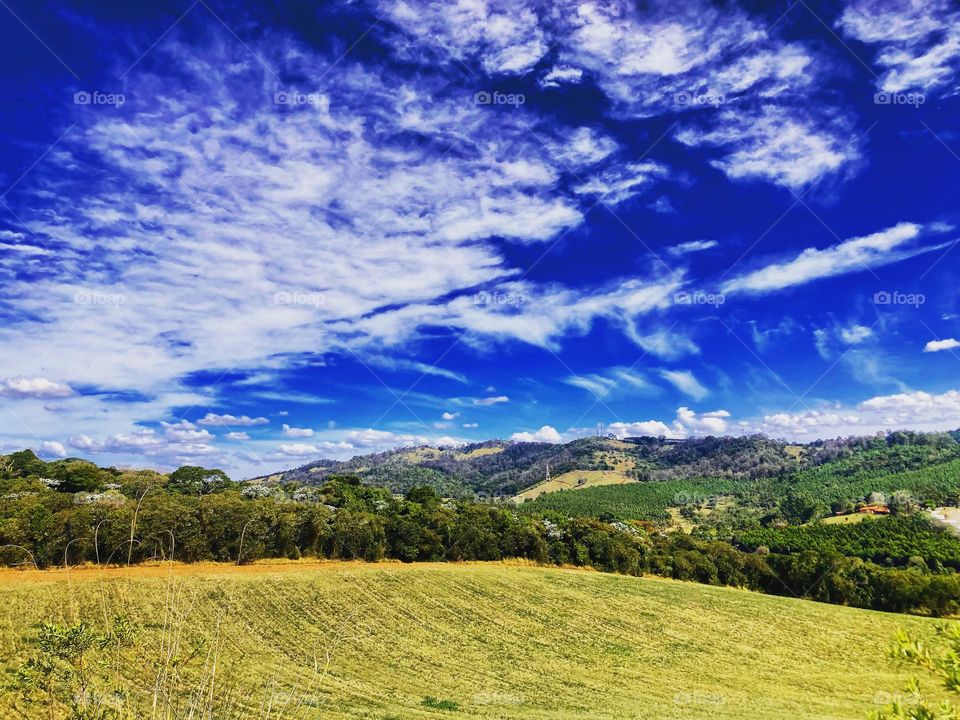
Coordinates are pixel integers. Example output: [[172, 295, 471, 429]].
[[3, 430, 960, 617]]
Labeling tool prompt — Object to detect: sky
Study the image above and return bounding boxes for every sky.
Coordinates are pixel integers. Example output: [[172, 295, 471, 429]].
[[1, 0, 959, 478]]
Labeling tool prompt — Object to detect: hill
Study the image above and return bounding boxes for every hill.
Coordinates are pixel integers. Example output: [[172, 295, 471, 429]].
[[0, 561, 945, 719], [253, 434, 801, 498]]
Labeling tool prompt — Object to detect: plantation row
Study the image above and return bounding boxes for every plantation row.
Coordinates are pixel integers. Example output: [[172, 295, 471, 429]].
[[518, 458, 960, 523], [518, 478, 740, 520], [769, 457, 960, 509], [738, 515, 960, 570]]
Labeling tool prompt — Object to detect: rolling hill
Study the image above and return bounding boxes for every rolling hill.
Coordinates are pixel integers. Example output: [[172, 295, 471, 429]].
[[0, 561, 945, 719], [252, 434, 800, 499]]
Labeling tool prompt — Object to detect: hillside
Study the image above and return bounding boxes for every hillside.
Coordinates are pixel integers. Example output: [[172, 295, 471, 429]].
[[256, 431, 960, 506], [0, 562, 945, 719], [254, 434, 801, 498]]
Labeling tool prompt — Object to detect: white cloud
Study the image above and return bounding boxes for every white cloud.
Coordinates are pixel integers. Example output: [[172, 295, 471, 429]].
[[39, 440, 67, 458], [384, 0, 849, 192], [277, 442, 318, 457], [840, 325, 874, 344], [69, 422, 222, 466], [0, 377, 73, 399], [722, 222, 931, 295], [0, 31, 686, 476], [281, 424, 315, 438], [838, 0, 960, 93], [225, 432, 250, 441], [606, 406, 731, 439], [924, 338, 960, 353], [349, 277, 683, 352], [435, 436, 467, 447], [564, 367, 653, 398], [161, 420, 214, 443], [573, 161, 669, 205], [623, 325, 700, 360], [441, 411, 459, 420], [607, 419, 673, 437], [382, 0, 548, 74], [510, 425, 562, 443], [747, 389, 960, 438], [658, 369, 709, 400], [343, 428, 429, 448], [462, 422, 479, 428], [539, 65, 584, 88], [474, 395, 510, 406], [677, 106, 856, 188], [197, 413, 269, 427], [668, 239, 717, 256]]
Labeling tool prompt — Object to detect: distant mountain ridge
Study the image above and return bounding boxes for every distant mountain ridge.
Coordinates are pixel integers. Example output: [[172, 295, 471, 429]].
[[253, 430, 960, 500], [252, 433, 810, 498]]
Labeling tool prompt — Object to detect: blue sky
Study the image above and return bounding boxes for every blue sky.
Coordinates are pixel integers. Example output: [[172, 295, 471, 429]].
[[1, 0, 959, 477]]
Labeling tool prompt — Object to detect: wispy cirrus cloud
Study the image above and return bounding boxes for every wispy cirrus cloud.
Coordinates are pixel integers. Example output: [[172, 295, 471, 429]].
[[721, 222, 944, 295], [838, 0, 960, 93], [658, 369, 709, 400], [564, 366, 654, 398]]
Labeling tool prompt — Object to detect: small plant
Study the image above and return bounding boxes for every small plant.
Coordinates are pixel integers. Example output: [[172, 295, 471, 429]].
[[13, 617, 135, 719], [421, 696, 460, 711], [872, 624, 960, 719]]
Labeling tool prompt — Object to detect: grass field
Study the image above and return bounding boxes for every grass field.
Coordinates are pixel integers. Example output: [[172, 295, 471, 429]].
[[513, 470, 635, 503], [820, 514, 876, 525], [455, 446, 504, 459], [0, 561, 944, 719]]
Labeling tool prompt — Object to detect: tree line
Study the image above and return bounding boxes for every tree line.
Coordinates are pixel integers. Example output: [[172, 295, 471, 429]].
[[2, 456, 959, 617]]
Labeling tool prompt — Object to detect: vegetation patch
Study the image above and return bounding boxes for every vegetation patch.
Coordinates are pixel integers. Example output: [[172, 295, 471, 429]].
[[421, 696, 460, 711]]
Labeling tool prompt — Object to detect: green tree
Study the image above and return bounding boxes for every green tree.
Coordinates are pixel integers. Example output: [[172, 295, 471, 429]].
[[168, 465, 231, 495]]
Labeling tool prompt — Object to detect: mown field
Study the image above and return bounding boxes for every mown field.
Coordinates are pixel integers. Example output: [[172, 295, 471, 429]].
[[512, 469, 636, 503], [0, 561, 945, 719]]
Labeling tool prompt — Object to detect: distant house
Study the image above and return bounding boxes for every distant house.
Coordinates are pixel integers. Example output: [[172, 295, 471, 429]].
[[859, 505, 890, 515]]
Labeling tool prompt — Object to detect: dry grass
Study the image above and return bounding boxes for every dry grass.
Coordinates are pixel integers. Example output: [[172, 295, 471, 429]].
[[454, 446, 504, 460], [0, 561, 941, 719], [512, 470, 635, 503], [820, 514, 876, 525], [784, 445, 805, 460]]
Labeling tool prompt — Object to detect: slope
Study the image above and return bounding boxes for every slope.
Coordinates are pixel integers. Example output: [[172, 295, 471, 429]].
[[0, 561, 943, 719]]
